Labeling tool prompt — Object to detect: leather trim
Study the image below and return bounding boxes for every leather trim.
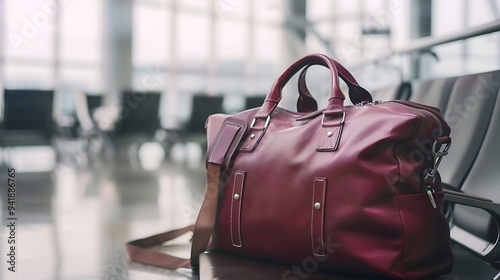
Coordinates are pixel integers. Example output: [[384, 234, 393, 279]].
[[316, 126, 343, 151], [208, 124, 241, 165], [230, 171, 246, 247], [239, 128, 265, 152], [207, 117, 247, 168], [311, 178, 327, 256]]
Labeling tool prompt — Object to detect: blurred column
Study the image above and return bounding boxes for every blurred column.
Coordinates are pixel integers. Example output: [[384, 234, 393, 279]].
[[0, 0, 4, 119], [245, 0, 255, 96], [207, 0, 217, 95], [390, 0, 412, 80], [102, 0, 133, 102], [53, 2, 62, 119], [167, 0, 179, 122], [409, 0, 432, 79], [282, 0, 307, 63], [280, 0, 307, 109]]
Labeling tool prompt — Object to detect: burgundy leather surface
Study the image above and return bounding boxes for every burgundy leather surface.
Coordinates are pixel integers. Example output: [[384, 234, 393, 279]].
[[205, 54, 453, 279], [125, 54, 454, 279], [199, 251, 458, 280]]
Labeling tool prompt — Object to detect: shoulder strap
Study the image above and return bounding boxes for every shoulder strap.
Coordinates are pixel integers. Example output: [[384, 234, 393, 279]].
[[125, 163, 222, 269]]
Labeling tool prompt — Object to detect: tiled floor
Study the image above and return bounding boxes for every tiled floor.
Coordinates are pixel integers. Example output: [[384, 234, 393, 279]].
[[0, 142, 203, 280]]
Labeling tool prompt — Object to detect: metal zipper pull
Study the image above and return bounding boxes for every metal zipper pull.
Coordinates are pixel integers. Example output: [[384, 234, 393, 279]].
[[426, 186, 437, 209], [355, 100, 385, 106]]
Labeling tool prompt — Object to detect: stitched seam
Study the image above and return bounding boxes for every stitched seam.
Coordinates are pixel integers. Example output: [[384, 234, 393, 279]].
[[241, 131, 260, 150], [326, 129, 333, 147], [393, 144, 407, 277], [236, 171, 245, 247], [318, 127, 338, 148], [319, 179, 326, 256], [230, 172, 238, 246], [241, 136, 252, 150], [397, 193, 407, 278], [311, 180, 316, 254], [317, 129, 328, 148]]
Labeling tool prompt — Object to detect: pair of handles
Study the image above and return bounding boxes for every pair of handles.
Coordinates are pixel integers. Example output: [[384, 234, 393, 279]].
[[255, 54, 372, 121]]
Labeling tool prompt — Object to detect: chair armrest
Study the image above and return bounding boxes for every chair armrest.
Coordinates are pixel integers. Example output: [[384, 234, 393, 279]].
[[444, 190, 500, 267], [444, 190, 499, 218]]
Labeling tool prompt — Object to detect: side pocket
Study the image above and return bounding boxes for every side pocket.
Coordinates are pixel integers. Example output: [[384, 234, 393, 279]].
[[398, 192, 454, 278]]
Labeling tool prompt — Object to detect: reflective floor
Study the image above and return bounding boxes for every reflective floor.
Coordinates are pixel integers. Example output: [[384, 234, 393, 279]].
[[0, 141, 203, 280], [0, 140, 499, 280]]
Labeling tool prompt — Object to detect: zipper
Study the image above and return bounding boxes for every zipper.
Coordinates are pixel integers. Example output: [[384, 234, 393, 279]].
[[357, 100, 445, 136], [355, 100, 386, 106], [389, 100, 445, 136]]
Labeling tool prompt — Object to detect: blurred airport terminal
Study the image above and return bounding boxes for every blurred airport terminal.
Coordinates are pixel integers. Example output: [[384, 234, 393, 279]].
[[0, 0, 499, 279]]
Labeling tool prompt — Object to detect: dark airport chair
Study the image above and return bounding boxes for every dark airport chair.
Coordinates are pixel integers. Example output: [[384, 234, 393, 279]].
[[1, 89, 54, 147], [244, 95, 266, 110], [182, 94, 224, 150], [75, 93, 104, 133], [370, 82, 411, 101], [73, 93, 110, 161], [113, 91, 161, 138], [444, 80, 500, 277], [410, 77, 456, 112], [438, 70, 500, 190], [60, 93, 105, 139], [86, 94, 103, 116], [109, 91, 161, 159]]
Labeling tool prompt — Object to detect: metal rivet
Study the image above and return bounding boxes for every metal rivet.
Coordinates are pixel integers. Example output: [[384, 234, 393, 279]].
[[314, 202, 321, 210], [234, 194, 240, 200], [250, 133, 255, 139], [326, 131, 333, 137]]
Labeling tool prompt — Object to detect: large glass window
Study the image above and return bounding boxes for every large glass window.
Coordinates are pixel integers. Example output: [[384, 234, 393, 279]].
[[421, 0, 500, 78], [2, 0, 103, 115], [3, 0, 55, 88], [177, 14, 209, 62], [130, 0, 284, 119], [60, 0, 103, 114], [133, 4, 169, 67]]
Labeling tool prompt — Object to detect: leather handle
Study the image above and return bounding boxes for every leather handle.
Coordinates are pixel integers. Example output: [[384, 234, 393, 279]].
[[256, 53, 372, 119], [297, 63, 372, 112], [297, 65, 319, 112], [125, 163, 223, 270], [125, 225, 194, 269]]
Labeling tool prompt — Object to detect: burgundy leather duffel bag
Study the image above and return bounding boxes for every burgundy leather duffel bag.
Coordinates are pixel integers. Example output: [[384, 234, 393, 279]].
[[126, 53, 454, 279]]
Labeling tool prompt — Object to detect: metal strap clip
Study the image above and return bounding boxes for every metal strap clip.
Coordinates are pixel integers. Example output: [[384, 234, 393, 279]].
[[424, 140, 451, 209]]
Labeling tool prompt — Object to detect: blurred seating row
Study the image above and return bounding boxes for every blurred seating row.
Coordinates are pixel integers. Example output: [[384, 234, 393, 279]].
[[0, 90, 266, 160], [0, 89, 55, 147]]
